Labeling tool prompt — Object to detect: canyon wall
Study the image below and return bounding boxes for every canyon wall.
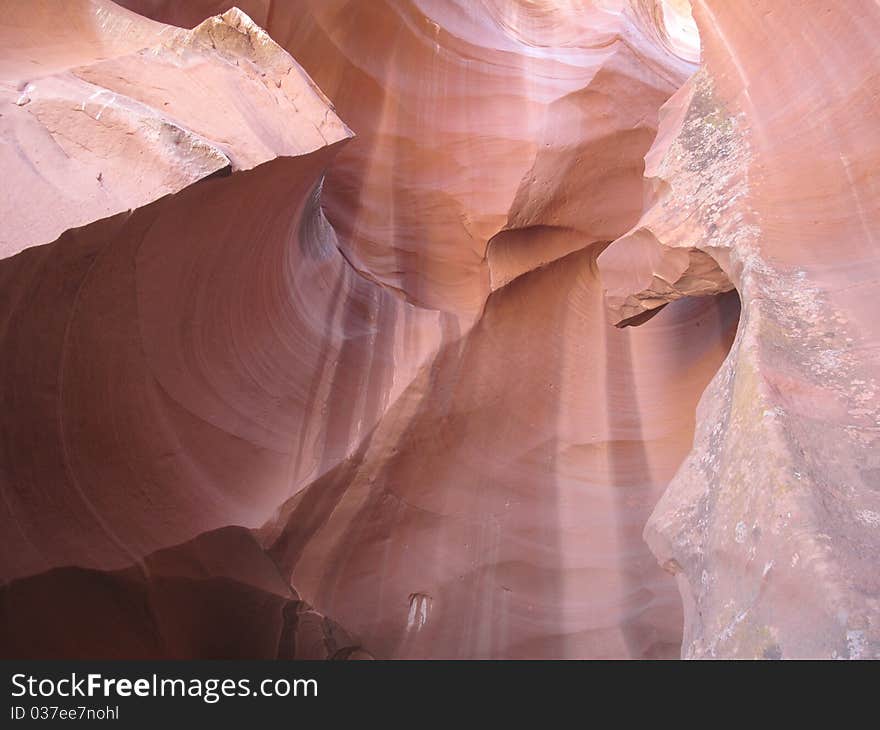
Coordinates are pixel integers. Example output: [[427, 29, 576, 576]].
[[0, 0, 876, 659], [600, 0, 880, 659]]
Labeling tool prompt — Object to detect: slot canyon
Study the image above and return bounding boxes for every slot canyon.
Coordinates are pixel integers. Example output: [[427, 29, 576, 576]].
[[0, 0, 878, 660]]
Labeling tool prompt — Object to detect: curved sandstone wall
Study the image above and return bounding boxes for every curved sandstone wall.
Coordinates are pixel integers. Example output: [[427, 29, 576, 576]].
[[1, 0, 876, 659]]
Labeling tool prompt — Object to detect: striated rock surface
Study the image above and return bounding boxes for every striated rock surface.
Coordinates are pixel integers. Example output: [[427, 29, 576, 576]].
[[0, 0, 426, 659], [100, 0, 735, 659], [1, 0, 877, 661], [121, 0, 696, 319]]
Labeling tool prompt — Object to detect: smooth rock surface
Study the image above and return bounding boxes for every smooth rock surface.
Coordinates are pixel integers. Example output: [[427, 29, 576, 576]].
[[2, 0, 877, 660], [121, 0, 696, 318]]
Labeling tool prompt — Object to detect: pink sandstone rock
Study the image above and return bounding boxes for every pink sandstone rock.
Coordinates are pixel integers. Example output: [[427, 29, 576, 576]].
[[0, 1, 348, 258], [0, 0, 876, 660], [121, 0, 696, 319], [599, 1, 880, 658], [0, 0, 393, 658]]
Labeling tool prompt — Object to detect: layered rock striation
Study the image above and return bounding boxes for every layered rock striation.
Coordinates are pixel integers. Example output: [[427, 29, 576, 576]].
[[1, 0, 877, 660]]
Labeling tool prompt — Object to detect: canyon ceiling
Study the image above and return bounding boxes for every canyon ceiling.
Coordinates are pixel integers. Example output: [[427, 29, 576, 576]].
[[0, 0, 878, 660]]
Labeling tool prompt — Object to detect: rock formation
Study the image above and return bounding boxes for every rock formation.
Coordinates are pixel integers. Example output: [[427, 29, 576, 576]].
[[0, 0, 876, 659], [600, 1, 880, 659]]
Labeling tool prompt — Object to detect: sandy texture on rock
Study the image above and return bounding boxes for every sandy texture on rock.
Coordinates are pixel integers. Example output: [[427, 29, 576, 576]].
[[600, 1, 880, 658]]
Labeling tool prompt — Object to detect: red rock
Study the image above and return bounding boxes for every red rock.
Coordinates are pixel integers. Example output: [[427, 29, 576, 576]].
[[600, 1, 880, 658], [120, 0, 696, 318], [1, 0, 875, 661]]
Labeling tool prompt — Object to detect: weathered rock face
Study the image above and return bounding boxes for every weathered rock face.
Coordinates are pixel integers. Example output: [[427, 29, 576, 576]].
[[0, 2, 346, 258], [120, 0, 697, 319], [600, 1, 880, 658], [1, 0, 875, 660], [0, 0, 430, 659]]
